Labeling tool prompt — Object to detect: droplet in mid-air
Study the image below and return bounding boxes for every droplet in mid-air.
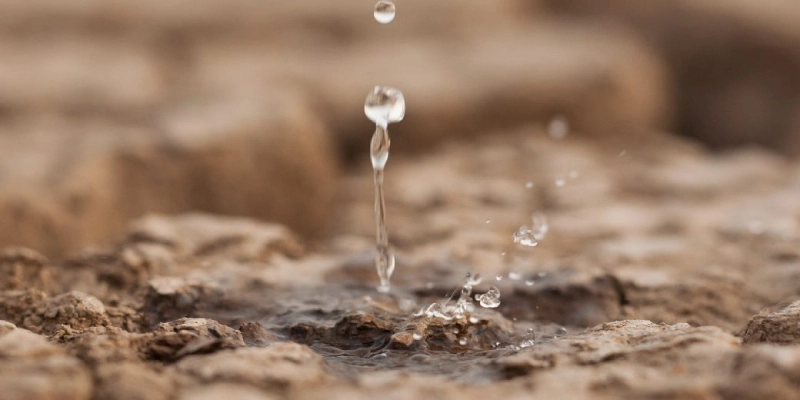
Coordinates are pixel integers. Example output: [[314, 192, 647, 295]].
[[475, 286, 501, 308], [548, 115, 569, 140], [513, 213, 549, 247], [365, 86, 405, 128], [374, 0, 396, 24]]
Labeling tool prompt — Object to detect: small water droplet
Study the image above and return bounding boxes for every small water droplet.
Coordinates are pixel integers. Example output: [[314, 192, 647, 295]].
[[458, 337, 467, 346], [466, 273, 483, 286], [555, 178, 566, 187], [525, 280, 535, 287], [475, 286, 501, 308], [372, 352, 388, 359], [513, 213, 548, 247], [548, 116, 569, 140], [373, 0, 396, 24], [412, 332, 423, 341], [557, 327, 568, 336], [469, 316, 480, 324], [495, 274, 503, 281], [508, 272, 522, 281], [453, 327, 460, 334], [525, 181, 534, 189]]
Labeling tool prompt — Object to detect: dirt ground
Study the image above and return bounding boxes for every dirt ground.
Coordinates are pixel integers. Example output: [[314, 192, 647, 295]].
[[2, 1, 800, 399]]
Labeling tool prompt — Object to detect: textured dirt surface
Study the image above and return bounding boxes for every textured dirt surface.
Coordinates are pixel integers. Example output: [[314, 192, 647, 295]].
[[0, 129, 799, 398], [1, 1, 800, 399]]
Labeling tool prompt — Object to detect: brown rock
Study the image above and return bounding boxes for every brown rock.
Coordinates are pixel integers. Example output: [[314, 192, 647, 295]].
[[742, 299, 800, 345], [179, 384, 279, 400], [542, 0, 800, 155], [145, 318, 245, 361], [0, 328, 93, 400], [0, 89, 339, 256], [173, 343, 330, 390], [93, 362, 174, 400], [0, 247, 53, 291]]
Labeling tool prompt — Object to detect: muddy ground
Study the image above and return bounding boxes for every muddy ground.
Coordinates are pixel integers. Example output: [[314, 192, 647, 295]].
[[3, 129, 800, 399], [3, 1, 800, 399]]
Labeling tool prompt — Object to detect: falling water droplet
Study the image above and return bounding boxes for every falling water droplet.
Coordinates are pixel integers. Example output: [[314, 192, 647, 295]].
[[365, 86, 405, 129], [373, 0, 396, 24], [555, 178, 566, 187], [475, 286, 501, 308], [365, 86, 405, 293], [531, 213, 549, 241], [458, 337, 468, 346], [525, 280, 535, 287], [548, 116, 569, 140], [508, 272, 522, 281]]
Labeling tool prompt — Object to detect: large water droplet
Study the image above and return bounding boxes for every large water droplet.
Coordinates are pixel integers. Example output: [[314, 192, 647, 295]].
[[475, 286, 501, 308], [365, 86, 405, 128], [374, 1, 396, 24]]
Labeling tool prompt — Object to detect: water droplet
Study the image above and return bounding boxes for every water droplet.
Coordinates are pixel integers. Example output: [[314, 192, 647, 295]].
[[373, 1, 396, 24], [557, 327, 568, 336], [458, 337, 467, 346], [466, 273, 483, 286], [548, 116, 569, 140], [525, 280, 535, 287], [475, 286, 501, 308], [531, 213, 549, 241], [372, 352, 388, 359], [469, 316, 480, 324], [525, 181, 534, 189], [555, 178, 566, 187], [485, 219, 491, 224], [508, 272, 522, 281], [365, 86, 405, 129], [495, 274, 503, 281], [412, 332, 423, 341], [453, 327, 460, 334]]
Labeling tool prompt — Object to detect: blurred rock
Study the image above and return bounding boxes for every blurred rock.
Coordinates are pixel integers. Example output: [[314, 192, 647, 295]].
[[93, 362, 174, 400], [0, 328, 93, 400], [0, 90, 338, 256], [742, 299, 800, 345], [543, 0, 800, 155]]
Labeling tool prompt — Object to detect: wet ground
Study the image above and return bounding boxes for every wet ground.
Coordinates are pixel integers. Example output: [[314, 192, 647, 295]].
[[3, 129, 800, 399]]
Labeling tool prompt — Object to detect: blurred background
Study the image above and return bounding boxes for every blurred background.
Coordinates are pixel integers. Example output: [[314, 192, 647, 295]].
[[0, 0, 799, 257]]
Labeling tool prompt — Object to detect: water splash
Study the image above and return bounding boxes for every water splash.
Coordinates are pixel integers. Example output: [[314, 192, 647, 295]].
[[374, 1, 396, 24], [365, 86, 405, 293], [475, 286, 501, 308], [513, 213, 549, 247]]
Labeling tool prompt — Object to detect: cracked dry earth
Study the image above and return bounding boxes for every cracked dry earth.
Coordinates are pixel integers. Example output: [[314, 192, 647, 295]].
[[3, 129, 800, 399]]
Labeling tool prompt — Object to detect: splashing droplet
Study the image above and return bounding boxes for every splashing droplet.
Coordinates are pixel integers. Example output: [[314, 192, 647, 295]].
[[519, 328, 536, 348], [548, 115, 569, 139], [513, 213, 549, 247], [373, 0, 396, 24], [475, 286, 501, 308], [466, 272, 483, 286]]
